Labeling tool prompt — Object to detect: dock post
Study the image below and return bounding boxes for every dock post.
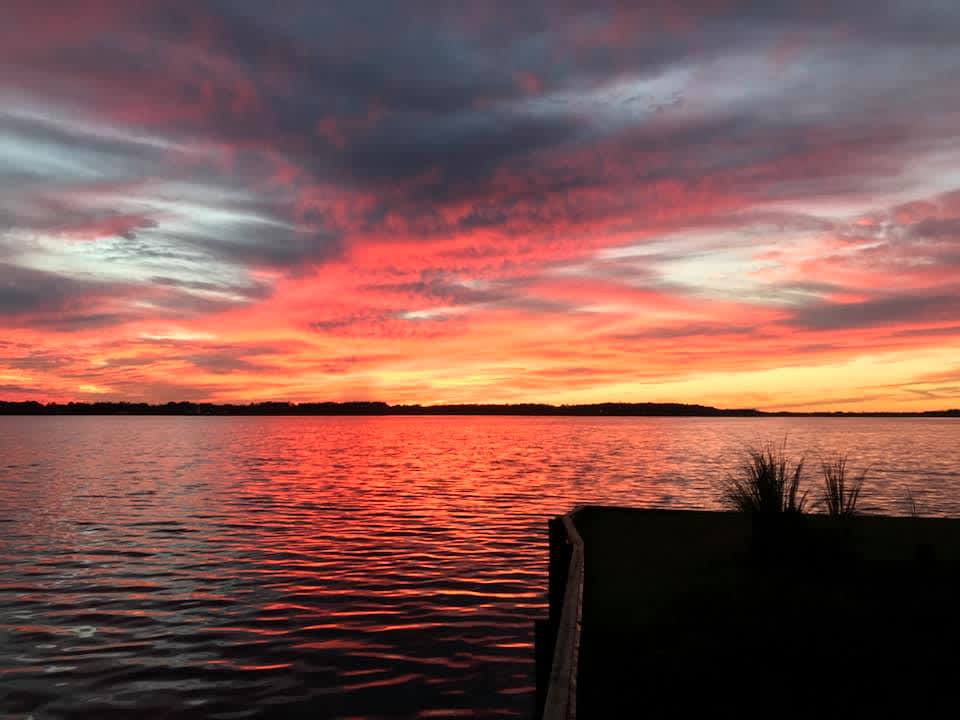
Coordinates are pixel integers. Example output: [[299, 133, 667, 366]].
[[537, 516, 572, 717], [548, 516, 571, 624]]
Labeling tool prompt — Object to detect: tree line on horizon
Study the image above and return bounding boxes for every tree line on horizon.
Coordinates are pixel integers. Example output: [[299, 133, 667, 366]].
[[0, 400, 957, 417]]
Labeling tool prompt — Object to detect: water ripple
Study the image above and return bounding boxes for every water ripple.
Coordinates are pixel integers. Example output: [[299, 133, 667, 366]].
[[1, 415, 958, 718]]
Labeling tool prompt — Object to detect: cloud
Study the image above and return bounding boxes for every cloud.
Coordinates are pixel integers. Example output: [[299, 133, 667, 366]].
[[0, 263, 123, 315], [3, 1, 960, 407], [789, 293, 960, 331]]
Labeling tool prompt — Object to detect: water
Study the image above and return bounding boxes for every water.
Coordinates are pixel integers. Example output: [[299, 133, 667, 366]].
[[1, 416, 958, 718]]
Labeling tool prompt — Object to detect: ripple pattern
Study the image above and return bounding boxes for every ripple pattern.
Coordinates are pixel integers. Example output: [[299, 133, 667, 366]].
[[1, 416, 958, 718]]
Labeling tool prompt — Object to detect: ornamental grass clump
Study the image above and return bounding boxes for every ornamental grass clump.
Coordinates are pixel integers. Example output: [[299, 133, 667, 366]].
[[721, 441, 807, 514], [820, 454, 867, 517]]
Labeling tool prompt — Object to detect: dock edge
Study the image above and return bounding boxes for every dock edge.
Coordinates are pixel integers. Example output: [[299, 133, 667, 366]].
[[540, 510, 584, 720]]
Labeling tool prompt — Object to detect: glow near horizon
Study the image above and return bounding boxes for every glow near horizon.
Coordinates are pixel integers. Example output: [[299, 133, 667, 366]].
[[2, 1, 960, 411]]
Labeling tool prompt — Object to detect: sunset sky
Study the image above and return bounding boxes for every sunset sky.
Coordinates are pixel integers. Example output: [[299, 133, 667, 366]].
[[3, 1, 960, 411]]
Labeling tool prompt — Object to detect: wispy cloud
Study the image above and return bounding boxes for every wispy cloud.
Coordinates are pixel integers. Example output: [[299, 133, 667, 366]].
[[2, 1, 960, 409]]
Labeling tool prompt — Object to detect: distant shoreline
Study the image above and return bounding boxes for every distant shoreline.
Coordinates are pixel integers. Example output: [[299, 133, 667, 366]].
[[1, 400, 957, 417]]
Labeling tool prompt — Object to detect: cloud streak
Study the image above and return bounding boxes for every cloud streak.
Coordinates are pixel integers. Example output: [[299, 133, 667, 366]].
[[2, 1, 960, 409]]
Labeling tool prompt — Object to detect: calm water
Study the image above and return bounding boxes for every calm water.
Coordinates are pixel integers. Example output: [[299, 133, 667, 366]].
[[2, 416, 958, 718]]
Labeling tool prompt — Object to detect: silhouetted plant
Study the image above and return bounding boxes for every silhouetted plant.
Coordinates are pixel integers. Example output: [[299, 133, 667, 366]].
[[820, 454, 867, 517], [721, 441, 807, 513]]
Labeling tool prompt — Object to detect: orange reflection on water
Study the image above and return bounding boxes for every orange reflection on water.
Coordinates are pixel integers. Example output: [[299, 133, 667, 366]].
[[2, 415, 959, 718]]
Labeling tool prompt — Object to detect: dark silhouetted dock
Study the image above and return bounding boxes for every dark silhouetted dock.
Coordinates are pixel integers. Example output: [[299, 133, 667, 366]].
[[537, 506, 960, 718]]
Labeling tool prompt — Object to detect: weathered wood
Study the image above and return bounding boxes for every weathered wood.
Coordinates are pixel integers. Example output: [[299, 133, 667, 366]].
[[542, 511, 584, 720]]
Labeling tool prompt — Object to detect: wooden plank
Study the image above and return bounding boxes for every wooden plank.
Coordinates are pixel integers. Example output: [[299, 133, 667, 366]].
[[541, 511, 584, 720]]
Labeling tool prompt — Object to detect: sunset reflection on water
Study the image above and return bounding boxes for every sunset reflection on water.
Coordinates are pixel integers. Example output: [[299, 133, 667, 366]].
[[2, 416, 958, 717]]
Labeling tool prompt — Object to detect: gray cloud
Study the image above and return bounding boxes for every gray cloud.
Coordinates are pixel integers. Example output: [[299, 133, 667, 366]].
[[910, 218, 960, 239], [4, 0, 960, 345], [0, 263, 118, 315], [790, 293, 960, 331]]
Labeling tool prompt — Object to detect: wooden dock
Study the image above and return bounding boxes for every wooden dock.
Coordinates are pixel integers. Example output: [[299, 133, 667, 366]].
[[537, 506, 960, 717]]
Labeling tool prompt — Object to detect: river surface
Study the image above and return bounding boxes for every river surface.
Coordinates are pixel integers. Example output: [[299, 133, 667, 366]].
[[1, 416, 958, 718]]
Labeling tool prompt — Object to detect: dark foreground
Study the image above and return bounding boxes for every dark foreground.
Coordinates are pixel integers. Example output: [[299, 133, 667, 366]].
[[544, 507, 960, 717]]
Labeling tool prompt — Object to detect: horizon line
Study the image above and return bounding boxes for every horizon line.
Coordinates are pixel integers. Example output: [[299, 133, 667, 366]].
[[1, 399, 958, 417]]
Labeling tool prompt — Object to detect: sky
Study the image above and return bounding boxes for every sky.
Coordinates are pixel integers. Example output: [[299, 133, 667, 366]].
[[2, 1, 960, 411]]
